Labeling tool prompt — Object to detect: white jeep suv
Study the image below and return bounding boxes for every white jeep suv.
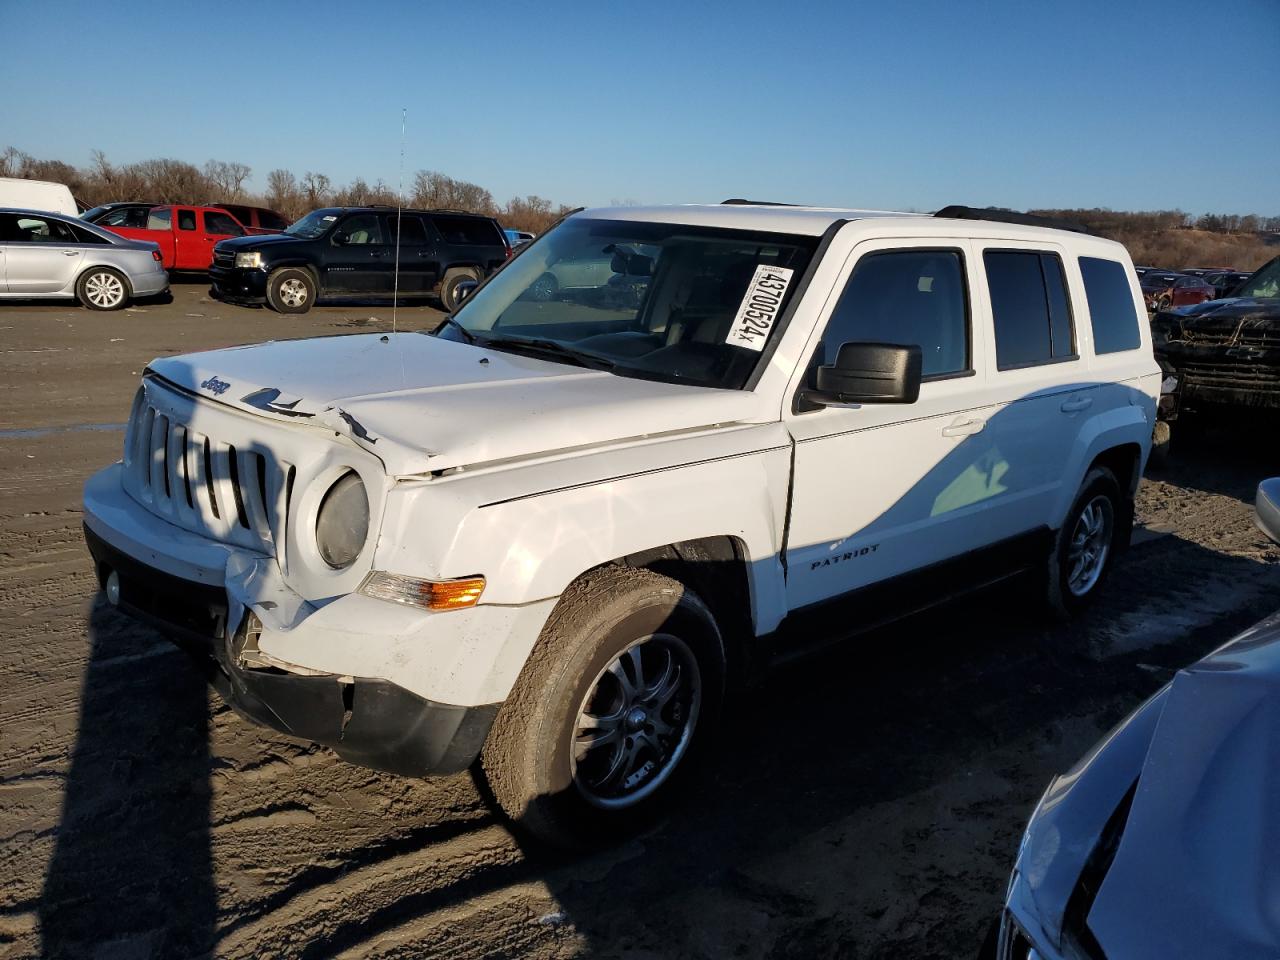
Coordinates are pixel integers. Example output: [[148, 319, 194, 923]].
[[82, 202, 1160, 845]]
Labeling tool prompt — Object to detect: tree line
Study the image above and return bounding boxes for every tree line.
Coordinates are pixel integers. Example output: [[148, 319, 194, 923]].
[[0, 147, 576, 234]]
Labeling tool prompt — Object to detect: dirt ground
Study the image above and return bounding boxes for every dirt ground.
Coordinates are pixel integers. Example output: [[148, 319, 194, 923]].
[[2, 282, 1279, 960]]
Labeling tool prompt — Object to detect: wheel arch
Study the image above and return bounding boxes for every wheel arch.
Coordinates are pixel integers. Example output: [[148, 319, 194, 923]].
[[75, 262, 133, 301]]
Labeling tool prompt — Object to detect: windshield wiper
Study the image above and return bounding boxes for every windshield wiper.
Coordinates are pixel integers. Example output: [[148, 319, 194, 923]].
[[475, 336, 615, 371], [433, 315, 476, 343]]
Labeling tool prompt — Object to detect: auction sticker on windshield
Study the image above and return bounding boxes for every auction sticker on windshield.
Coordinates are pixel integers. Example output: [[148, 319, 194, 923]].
[[725, 265, 795, 352]]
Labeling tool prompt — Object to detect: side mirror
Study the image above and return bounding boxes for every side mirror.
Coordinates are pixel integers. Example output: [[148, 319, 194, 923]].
[[454, 279, 479, 304], [1256, 478, 1280, 545], [803, 342, 922, 407], [333, 232, 349, 246]]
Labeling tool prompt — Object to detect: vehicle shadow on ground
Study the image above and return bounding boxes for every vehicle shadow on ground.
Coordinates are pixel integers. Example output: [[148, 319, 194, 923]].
[[1154, 409, 1280, 502], [38, 600, 216, 959]]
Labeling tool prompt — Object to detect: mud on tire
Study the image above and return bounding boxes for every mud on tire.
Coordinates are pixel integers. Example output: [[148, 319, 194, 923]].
[[481, 566, 725, 848]]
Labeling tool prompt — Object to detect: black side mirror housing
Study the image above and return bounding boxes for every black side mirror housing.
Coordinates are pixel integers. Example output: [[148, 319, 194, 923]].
[[333, 232, 349, 246], [804, 341, 922, 407], [1256, 478, 1280, 545]]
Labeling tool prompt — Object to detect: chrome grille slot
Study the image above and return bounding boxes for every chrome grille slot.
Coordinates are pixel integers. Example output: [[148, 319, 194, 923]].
[[123, 395, 293, 557]]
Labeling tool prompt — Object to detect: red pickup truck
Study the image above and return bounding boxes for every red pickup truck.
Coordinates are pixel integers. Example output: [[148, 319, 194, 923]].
[[104, 205, 278, 271]]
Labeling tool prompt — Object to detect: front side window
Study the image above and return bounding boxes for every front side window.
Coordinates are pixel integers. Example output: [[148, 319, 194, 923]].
[[440, 217, 816, 390], [204, 211, 244, 236], [820, 249, 969, 378], [3, 215, 79, 243], [177, 209, 197, 231], [337, 214, 384, 245], [985, 251, 1075, 370], [99, 207, 148, 228], [1079, 257, 1141, 354]]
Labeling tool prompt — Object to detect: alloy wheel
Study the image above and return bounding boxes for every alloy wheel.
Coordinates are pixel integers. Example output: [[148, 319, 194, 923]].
[[1067, 494, 1114, 597]]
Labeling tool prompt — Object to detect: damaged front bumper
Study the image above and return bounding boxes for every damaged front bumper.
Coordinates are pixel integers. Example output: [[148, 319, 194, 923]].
[[81, 463, 512, 777]]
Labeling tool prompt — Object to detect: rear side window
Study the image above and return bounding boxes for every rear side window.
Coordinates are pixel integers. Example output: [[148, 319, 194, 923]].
[[389, 215, 428, 245], [1080, 256, 1142, 354], [984, 251, 1075, 370], [147, 208, 171, 230], [71, 224, 109, 244], [204, 211, 244, 236], [177, 209, 197, 231], [821, 249, 969, 378], [260, 210, 288, 230], [431, 215, 501, 246]]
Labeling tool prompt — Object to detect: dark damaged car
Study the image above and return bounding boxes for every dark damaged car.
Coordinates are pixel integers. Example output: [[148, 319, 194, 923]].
[[1152, 255, 1280, 425], [993, 478, 1280, 960]]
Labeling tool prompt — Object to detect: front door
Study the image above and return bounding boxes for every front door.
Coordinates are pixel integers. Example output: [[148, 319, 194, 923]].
[[783, 240, 996, 611], [0, 213, 84, 294], [324, 213, 394, 294]]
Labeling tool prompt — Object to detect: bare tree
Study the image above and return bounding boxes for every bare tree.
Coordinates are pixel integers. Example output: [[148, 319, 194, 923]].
[[301, 172, 332, 209], [204, 160, 252, 200]]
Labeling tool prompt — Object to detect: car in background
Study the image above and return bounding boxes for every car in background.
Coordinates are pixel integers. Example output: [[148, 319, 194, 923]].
[[503, 228, 535, 248], [213, 203, 289, 235], [1203, 269, 1252, 299], [0, 177, 78, 216], [993, 477, 1280, 960], [1139, 271, 1213, 311], [102, 204, 250, 271], [1151, 255, 1280, 429], [1179, 266, 1232, 277], [1132, 265, 1158, 279], [82, 202, 161, 230], [0, 207, 168, 310], [209, 206, 510, 313]]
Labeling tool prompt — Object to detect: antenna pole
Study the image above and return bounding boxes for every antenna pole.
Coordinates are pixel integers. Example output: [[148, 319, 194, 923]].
[[392, 107, 406, 334]]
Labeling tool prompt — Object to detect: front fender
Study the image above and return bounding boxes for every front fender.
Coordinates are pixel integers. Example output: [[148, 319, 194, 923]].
[[373, 427, 793, 635]]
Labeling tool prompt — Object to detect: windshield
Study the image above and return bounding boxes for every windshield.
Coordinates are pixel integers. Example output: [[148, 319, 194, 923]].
[[284, 210, 336, 239], [1236, 258, 1280, 299], [439, 217, 817, 389]]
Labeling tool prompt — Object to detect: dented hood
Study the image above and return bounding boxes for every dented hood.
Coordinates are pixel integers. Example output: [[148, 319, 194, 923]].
[[147, 332, 767, 475], [1086, 611, 1280, 958]]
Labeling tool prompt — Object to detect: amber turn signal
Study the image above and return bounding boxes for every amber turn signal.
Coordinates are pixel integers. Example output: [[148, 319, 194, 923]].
[[359, 571, 485, 611]]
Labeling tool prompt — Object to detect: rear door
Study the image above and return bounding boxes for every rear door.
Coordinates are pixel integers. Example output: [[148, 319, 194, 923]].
[[0, 213, 84, 293], [970, 243, 1087, 541], [386, 213, 435, 293], [196, 209, 244, 269]]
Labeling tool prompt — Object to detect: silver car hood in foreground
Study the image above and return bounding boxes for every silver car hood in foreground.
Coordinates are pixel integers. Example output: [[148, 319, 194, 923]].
[[147, 332, 767, 475], [1086, 611, 1280, 958]]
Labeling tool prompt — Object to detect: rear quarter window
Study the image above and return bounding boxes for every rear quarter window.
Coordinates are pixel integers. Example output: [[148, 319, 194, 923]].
[[1079, 257, 1142, 354], [430, 215, 502, 246]]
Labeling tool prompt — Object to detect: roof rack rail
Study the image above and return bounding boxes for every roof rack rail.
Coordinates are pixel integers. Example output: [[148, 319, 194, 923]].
[[721, 198, 799, 207], [933, 205, 1092, 235]]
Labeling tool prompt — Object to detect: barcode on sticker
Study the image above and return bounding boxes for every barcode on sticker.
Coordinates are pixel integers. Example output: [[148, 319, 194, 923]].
[[725, 265, 795, 352]]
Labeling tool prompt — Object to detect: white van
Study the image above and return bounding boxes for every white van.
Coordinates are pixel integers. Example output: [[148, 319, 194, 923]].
[[0, 177, 78, 216]]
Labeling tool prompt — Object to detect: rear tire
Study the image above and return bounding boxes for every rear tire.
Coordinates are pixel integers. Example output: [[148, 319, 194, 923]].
[[266, 268, 315, 314], [481, 566, 725, 848], [439, 267, 481, 313], [76, 267, 130, 311], [1046, 466, 1122, 617]]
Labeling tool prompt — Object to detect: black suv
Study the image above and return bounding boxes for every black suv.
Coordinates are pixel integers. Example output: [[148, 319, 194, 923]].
[[209, 207, 511, 313]]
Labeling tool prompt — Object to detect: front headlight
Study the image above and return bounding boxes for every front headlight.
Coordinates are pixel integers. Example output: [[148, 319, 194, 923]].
[[235, 251, 264, 269], [315, 471, 369, 569]]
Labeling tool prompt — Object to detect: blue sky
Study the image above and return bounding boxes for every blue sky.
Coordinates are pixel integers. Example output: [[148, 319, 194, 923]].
[[2, 0, 1277, 214]]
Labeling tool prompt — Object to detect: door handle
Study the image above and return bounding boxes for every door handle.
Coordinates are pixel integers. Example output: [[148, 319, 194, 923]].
[[62, 250, 79, 256], [370, 250, 387, 257], [941, 417, 986, 437], [1060, 396, 1093, 413]]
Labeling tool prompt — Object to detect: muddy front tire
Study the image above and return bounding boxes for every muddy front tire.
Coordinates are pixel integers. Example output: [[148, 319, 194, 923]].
[[481, 566, 725, 848], [266, 268, 315, 314]]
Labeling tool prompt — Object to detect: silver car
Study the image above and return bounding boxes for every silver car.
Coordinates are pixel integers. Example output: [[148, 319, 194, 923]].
[[0, 207, 169, 310]]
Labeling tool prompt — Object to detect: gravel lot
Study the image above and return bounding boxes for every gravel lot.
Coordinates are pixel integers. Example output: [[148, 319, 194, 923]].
[[2, 282, 1279, 959]]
